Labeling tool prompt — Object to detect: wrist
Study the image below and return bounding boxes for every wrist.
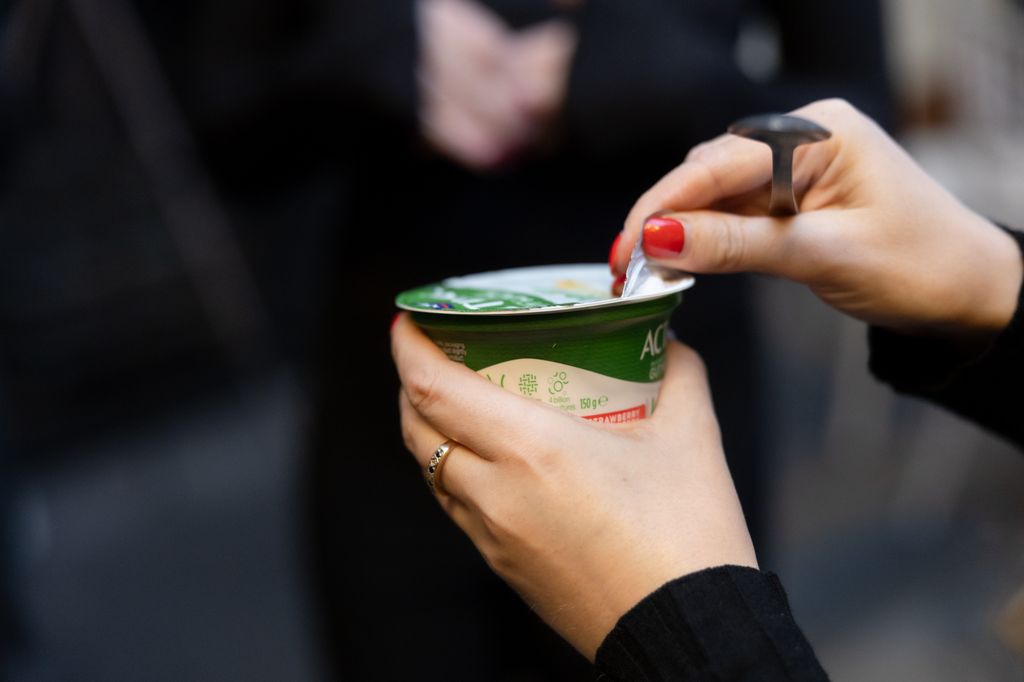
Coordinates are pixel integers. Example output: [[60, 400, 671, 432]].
[[954, 217, 1023, 338], [565, 549, 758, 661], [582, 544, 758, 660]]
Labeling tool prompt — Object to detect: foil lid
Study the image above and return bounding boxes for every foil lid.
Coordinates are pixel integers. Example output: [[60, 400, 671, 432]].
[[396, 264, 694, 316], [620, 232, 692, 298]]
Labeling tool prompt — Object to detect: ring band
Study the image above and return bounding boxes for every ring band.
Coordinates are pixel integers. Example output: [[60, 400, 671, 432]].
[[425, 441, 458, 494]]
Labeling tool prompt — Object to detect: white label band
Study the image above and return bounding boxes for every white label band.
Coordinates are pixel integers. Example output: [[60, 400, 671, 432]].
[[477, 358, 659, 422]]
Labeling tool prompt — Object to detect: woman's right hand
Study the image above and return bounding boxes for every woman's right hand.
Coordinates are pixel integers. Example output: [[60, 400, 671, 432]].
[[611, 99, 1023, 340]]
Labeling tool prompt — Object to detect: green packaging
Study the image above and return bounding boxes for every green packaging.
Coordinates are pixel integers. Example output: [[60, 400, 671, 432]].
[[396, 264, 693, 422]]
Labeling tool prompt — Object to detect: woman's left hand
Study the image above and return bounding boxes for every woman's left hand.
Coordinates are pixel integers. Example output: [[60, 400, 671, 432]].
[[391, 314, 757, 660]]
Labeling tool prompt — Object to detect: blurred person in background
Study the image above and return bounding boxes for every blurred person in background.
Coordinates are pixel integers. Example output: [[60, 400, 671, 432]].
[[312, 0, 891, 679], [0, 0, 362, 677]]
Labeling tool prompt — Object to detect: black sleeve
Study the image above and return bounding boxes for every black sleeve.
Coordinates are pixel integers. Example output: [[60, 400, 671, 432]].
[[176, 0, 421, 162], [197, 0, 417, 133], [563, 0, 890, 159], [563, 0, 751, 156], [321, 0, 419, 126], [594, 566, 828, 681], [868, 227, 1024, 449]]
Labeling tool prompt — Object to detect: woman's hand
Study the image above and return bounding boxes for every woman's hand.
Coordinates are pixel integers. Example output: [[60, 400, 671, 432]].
[[611, 99, 1023, 340], [391, 314, 756, 660]]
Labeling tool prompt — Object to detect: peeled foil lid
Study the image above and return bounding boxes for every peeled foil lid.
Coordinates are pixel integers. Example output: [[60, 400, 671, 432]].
[[395, 263, 695, 315]]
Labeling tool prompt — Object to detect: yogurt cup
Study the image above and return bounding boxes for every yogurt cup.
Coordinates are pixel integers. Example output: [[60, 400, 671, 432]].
[[396, 264, 694, 423]]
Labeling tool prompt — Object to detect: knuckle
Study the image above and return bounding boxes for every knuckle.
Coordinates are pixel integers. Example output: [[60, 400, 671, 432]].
[[481, 546, 517, 580], [477, 481, 534, 545], [812, 97, 854, 117], [480, 502, 518, 544], [404, 363, 443, 412], [685, 140, 715, 164], [819, 97, 853, 111], [714, 217, 748, 271], [526, 443, 562, 477], [695, 159, 729, 205], [807, 98, 864, 130], [437, 495, 462, 519], [686, 134, 732, 166]]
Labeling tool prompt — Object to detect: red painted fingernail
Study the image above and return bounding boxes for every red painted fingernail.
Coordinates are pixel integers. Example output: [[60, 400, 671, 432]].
[[611, 273, 626, 297], [608, 232, 624, 275], [643, 217, 685, 259], [390, 312, 402, 332]]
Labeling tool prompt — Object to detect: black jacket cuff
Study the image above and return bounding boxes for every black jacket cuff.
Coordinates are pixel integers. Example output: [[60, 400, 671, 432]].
[[595, 565, 827, 681]]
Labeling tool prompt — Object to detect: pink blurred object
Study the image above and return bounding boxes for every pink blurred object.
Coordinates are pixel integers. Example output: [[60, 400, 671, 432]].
[[416, 0, 577, 171]]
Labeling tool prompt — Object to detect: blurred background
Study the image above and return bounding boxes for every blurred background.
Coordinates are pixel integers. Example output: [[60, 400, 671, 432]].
[[1, 0, 1022, 680]]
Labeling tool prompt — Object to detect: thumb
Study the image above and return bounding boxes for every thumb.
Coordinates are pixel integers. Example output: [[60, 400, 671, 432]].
[[649, 341, 721, 442], [642, 210, 819, 282]]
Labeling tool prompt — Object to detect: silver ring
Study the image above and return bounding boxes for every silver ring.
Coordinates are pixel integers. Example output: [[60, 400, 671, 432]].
[[425, 441, 457, 494]]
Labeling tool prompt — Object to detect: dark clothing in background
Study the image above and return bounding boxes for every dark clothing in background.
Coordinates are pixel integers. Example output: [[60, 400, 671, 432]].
[[1, 0, 889, 679], [0, 0, 346, 453], [0, 0, 350, 675], [312, 0, 890, 679], [594, 227, 1024, 680]]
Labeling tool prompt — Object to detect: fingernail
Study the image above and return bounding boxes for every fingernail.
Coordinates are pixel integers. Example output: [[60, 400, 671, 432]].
[[611, 273, 626, 297], [642, 217, 685, 259], [390, 312, 402, 332], [608, 232, 624, 275]]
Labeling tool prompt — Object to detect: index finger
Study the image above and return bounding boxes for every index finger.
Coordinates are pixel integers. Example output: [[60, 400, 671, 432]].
[[616, 101, 848, 275], [616, 135, 773, 274], [390, 314, 582, 458], [643, 134, 771, 218]]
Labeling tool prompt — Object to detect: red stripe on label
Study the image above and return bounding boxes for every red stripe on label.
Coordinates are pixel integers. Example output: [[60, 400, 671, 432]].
[[583, 405, 646, 424]]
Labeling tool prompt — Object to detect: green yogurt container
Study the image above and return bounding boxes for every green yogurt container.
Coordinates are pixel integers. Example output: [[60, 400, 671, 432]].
[[396, 264, 694, 423]]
